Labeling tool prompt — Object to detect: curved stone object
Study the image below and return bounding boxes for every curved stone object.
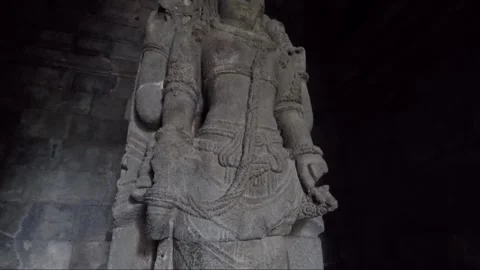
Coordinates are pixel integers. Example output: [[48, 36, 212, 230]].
[[135, 83, 164, 130]]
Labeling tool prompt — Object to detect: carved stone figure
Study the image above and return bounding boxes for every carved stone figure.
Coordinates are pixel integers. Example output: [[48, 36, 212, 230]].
[[109, 1, 337, 269]]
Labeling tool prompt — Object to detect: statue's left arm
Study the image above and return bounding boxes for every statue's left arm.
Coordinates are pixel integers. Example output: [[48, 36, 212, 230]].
[[264, 17, 314, 131], [275, 48, 330, 204]]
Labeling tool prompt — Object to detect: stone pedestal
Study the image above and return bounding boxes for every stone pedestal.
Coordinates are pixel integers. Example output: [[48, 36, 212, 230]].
[[286, 236, 324, 270], [107, 221, 156, 270]]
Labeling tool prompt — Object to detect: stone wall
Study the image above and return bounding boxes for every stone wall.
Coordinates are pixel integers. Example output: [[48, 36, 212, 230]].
[[0, 0, 156, 268]]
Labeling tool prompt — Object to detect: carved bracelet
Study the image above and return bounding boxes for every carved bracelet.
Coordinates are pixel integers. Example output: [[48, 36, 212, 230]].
[[290, 144, 324, 158]]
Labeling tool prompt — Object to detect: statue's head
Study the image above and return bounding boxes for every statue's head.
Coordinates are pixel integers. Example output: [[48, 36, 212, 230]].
[[219, 0, 265, 29], [158, 0, 202, 14]]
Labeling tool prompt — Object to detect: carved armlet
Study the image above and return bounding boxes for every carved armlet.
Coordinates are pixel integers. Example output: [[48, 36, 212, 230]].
[[274, 72, 304, 117], [288, 144, 324, 159], [164, 60, 200, 103], [163, 82, 198, 104]]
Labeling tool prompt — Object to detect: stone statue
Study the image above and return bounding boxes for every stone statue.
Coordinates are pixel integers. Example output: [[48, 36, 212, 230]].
[[109, 1, 337, 269]]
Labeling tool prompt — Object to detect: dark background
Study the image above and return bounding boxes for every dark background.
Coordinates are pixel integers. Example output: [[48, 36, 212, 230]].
[[1, 0, 478, 269], [269, 1, 477, 269]]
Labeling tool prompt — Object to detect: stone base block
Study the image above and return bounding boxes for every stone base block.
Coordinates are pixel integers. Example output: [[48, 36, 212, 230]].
[[171, 237, 288, 269], [107, 222, 155, 270], [286, 236, 324, 270]]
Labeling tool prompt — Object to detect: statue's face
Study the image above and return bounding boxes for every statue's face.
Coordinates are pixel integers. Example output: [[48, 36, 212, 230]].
[[219, 0, 265, 28]]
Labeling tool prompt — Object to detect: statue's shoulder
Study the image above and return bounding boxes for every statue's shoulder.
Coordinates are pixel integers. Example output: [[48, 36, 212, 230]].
[[260, 15, 293, 50], [144, 9, 176, 49], [261, 15, 286, 35]]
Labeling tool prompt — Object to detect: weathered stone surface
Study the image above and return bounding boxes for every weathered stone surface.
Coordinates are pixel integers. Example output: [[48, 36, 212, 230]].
[[101, 0, 142, 28], [17, 203, 76, 241], [68, 115, 128, 144], [286, 236, 324, 269], [0, 241, 20, 269], [139, 0, 158, 10], [94, 119, 129, 144], [19, 109, 70, 140], [70, 92, 94, 115], [23, 46, 116, 75], [5, 137, 62, 170], [112, 77, 136, 100], [75, 36, 113, 56], [37, 30, 75, 51], [125, 96, 134, 121], [107, 222, 155, 270], [43, 91, 66, 112], [17, 66, 70, 90], [0, 167, 114, 205], [79, 20, 143, 44], [91, 97, 127, 121], [0, 1, 153, 269], [36, 171, 116, 205], [0, 202, 32, 239], [15, 240, 73, 269], [72, 73, 117, 95], [0, 167, 29, 202], [73, 205, 113, 241], [172, 237, 289, 269], [25, 85, 51, 108], [69, 241, 111, 269], [68, 115, 95, 140], [111, 58, 140, 75], [57, 140, 123, 174], [112, 42, 142, 61], [56, 142, 86, 172]]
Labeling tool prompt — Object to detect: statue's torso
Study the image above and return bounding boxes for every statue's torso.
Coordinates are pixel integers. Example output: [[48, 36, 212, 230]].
[[147, 23, 307, 242], [201, 25, 280, 131]]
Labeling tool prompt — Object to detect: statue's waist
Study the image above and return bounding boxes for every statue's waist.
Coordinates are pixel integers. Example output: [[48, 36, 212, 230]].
[[194, 122, 285, 156]]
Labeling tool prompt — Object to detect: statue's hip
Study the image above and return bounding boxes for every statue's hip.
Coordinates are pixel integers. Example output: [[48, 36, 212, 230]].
[[145, 124, 306, 241]]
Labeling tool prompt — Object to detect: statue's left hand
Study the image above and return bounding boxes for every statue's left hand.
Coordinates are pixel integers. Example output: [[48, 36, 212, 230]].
[[295, 153, 330, 204]]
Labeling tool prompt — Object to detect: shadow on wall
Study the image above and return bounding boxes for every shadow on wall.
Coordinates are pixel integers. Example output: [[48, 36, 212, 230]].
[[0, 0, 149, 269], [270, 1, 478, 269], [0, 0, 107, 168]]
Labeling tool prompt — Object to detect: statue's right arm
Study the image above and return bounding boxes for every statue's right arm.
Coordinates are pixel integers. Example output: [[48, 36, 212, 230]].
[[161, 28, 202, 134], [135, 10, 175, 130]]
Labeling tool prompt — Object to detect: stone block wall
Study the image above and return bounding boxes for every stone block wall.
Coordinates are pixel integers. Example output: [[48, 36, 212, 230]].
[[0, 0, 156, 268]]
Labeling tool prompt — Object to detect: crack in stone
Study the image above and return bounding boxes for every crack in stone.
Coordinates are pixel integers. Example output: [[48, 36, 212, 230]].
[[12, 204, 33, 239], [13, 241, 26, 269], [0, 203, 32, 241], [0, 229, 15, 239]]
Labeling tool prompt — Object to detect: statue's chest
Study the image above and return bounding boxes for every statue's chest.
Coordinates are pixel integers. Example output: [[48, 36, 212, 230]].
[[203, 34, 256, 68], [202, 30, 279, 83]]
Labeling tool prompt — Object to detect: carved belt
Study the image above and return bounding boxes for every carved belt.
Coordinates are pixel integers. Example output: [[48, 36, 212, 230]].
[[194, 124, 286, 172], [204, 64, 278, 89]]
